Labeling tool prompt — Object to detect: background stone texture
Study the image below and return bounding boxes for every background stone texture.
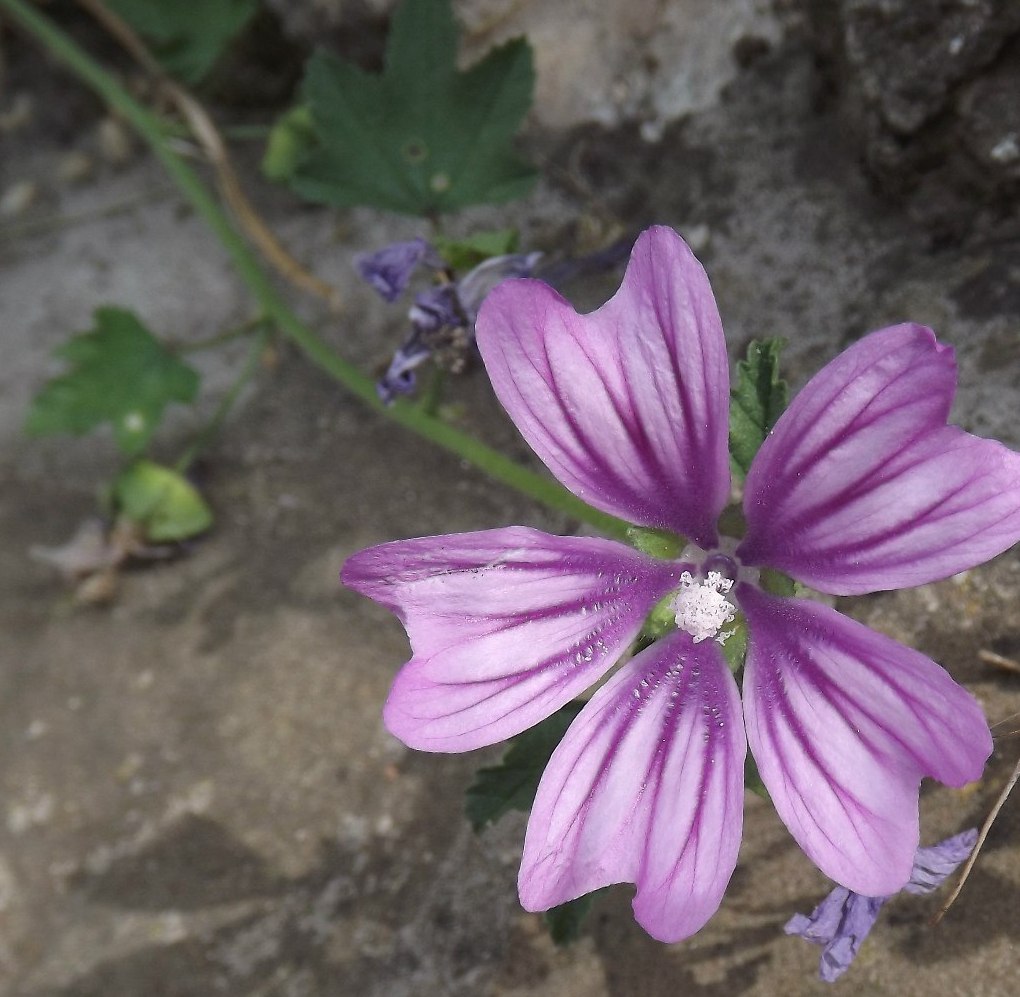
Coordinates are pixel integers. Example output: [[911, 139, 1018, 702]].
[[1, 1, 1019, 995]]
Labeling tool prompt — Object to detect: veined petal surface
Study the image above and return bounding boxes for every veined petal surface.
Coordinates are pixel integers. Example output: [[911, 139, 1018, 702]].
[[739, 584, 991, 896], [739, 323, 1020, 594], [341, 527, 682, 751], [476, 226, 730, 548], [519, 630, 745, 942]]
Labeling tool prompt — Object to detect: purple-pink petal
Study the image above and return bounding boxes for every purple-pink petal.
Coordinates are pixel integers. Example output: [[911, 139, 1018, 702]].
[[518, 630, 745, 942], [738, 323, 1020, 594], [341, 527, 683, 752], [476, 226, 730, 548], [739, 584, 991, 896]]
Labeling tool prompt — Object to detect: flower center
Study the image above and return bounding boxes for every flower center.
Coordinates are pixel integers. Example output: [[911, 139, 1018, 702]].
[[671, 570, 737, 645]]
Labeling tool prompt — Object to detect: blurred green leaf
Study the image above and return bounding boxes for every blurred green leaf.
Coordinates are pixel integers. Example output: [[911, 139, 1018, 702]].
[[113, 459, 213, 542], [106, 0, 259, 84], [262, 105, 317, 181], [744, 751, 770, 801], [25, 307, 199, 456], [729, 338, 788, 482], [275, 0, 536, 215], [434, 228, 519, 270], [465, 701, 584, 832], [544, 890, 605, 946]]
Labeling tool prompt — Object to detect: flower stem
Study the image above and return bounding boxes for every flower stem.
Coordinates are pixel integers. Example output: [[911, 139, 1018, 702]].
[[1, 0, 630, 541], [175, 323, 272, 473]]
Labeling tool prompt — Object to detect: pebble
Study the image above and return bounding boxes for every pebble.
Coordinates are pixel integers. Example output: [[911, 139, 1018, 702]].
[[0, 179, 38, 218]]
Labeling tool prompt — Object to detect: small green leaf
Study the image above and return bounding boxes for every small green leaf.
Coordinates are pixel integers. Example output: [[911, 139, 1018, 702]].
[[434, 228, 519, 270], [113, 460, 213, 542], [262, 106, 317, 182], [544, 889, 606, 946], [729, 338, 789, 482], [105, 0, 259, 84], [465, 701, 584, 831], [274, 0, 537, 215], [25, 308, 199, 456]]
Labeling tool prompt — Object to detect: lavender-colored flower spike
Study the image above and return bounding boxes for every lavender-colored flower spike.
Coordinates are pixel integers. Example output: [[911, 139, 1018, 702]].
[[355, 238, 438, 302], [786, 829, 977, 982], [408, 285, 461, 332], [786, 889, 885, 983]]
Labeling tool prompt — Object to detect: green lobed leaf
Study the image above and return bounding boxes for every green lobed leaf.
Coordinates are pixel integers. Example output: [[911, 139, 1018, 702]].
[[106, 0, 259, 85], [728, 338, 789, 482], [434, 228, 519, 270], [276, 0, 537, 215], [25, 307, 199, 456], [465, 701, 584, 832], [113, 459, 213, 542], [544, 889, 607, 946]]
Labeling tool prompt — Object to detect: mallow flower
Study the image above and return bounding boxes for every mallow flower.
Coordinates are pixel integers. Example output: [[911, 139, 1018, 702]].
[[342, 226, 1020, 942]]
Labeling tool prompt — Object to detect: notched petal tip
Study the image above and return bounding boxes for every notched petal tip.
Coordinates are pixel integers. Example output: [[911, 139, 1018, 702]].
[[476, 225, 730, 546], [740, 585, 991, 896], [740, 322, 1020, 594], [519, 631, 745, 943]]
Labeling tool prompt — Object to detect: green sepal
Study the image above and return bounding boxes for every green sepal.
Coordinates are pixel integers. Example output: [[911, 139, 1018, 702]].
[[758, 567, 796, 597], [626, 525, 684, 561], [639, 590, 679, 642], [719, 614, 748, 674], [744, 752, 770, 801], [112, 460, 213, 542], [729, 338, 789, 482], [465, 701, 584, 832]]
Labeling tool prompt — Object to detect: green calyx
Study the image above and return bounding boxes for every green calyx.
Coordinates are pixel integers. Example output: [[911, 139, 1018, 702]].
[[640, 590, 679, 641], [758, 567, 796, 597], [626, 525, 685, 561]]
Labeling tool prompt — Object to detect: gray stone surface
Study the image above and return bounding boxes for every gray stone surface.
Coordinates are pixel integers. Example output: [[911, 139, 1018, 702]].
[[807, 0, 1020, 240], [1, 7, 1019, 997], [266, 0, 790, 134]]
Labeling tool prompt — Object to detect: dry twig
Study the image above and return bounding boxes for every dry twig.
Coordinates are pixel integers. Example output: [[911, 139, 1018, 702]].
[[978, 648, 1020, 675], [931, 754, 1020, 925], [76, 0, 342, 310]]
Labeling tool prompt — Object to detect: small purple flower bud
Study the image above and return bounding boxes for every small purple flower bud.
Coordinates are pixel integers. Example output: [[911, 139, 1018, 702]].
[[904, 828, 978, 895], [355, 238, 438, 303], [786, 829, 977, 982], [409, 285, 462, 332], [785, 888, 886, 983], [376, 336, 432, 405]]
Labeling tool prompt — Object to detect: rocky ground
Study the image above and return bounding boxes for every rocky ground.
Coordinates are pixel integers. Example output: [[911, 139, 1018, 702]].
[[1, 3, 1019, 995]]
